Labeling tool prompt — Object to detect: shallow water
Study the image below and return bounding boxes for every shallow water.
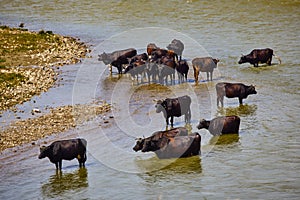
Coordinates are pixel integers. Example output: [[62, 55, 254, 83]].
[[1, 0, 300, 199]]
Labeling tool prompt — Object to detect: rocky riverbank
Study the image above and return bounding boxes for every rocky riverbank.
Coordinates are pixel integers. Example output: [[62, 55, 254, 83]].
[[0, 25, 90, 111], [0, 25, 110, 153]]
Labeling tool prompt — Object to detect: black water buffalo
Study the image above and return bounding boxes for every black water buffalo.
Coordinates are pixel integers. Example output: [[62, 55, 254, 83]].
[[197, 115, 241, 136], [133, 129, 201, 159], [176, 59, 189, 83], [238, 48, 281, 67], [38, 138, 87, 170], [155, 95, 191, 127], [133, 127, 188, 152], [98, 48, 137, 74], [216, 82, 257, 107], [192, 57, 219, 82], [166, 39, 184, 60]]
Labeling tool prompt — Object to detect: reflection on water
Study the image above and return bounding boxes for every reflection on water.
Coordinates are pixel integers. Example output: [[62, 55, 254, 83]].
[[217, 104, 257, 117], [135, 155, 202, 175], [41, 168, 88, 198], [209, 134, 240, 145]]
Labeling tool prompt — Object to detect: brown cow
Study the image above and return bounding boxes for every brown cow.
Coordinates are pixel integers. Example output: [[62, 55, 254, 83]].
[[155, 95, 191, 127], [166, 39, 184, 61], [197, 116, 240, 136], [133, 127, 188, 152], [133, 129, 201, 159], [98, 48, 137, 74], [192, 57, 219, 82], [238, 48, 281, 67], [176, 59, 189, 83], [216, 82, 257, 107], [38, 138, 87, 170]]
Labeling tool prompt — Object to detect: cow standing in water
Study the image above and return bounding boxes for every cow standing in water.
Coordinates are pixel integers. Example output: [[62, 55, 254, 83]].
[[155, 95, 192, 127], [38, 138, 87, 170], [166, 39, 184, 61], [197, 116, 241, 136], [216, 82, 257, 107], [133, 127, 188, 152], [192, 57, 219, 82], [133, 128, 201, 159], [98, 48, 137, 74], [176, 59, 189, 83], [238, 48, 281, 67]]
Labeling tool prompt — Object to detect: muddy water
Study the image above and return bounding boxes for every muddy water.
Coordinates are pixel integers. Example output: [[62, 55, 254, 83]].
[[1, 0, 300, 199]]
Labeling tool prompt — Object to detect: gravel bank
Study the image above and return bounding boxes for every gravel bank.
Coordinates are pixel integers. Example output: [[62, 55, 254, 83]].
[[0, 25, 105, 153]]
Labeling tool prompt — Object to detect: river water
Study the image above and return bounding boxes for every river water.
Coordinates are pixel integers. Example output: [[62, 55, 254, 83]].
[[0, 0, 300, 199]]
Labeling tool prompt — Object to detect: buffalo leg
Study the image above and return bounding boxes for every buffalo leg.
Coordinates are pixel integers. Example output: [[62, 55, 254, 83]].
[[56, 160, 62, 170], [170, 116, 174, 127], [193, 68, 199, 83], [210, 71, 213, 81], [117, 65, 122, 74], [217, 95, 224, 107], [239, 97, 243, 105], [207, 72, 209, 81], [267, 57, 272, 65], [188, 108, 191, 123]]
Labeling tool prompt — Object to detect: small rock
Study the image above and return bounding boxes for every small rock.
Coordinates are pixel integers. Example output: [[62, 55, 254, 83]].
[[104, 120, 109, 124], [32, 108, 41, 113]]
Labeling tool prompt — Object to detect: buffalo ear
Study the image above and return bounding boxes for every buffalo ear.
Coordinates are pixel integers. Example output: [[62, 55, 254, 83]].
[[200, 119, 206, 123], [40, 146, 46, 152]]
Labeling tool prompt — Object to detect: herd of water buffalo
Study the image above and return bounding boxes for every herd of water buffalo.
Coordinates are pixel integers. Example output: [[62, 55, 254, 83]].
[[39, 39, 282, 170]]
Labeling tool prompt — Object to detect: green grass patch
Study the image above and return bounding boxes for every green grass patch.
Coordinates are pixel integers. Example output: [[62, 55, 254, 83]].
[[0, 72, 28, 87]]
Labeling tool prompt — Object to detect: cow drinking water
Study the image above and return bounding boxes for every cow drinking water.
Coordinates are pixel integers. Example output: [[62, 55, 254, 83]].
[[38, 138, 87, 170], [238, 48, 281, 67]]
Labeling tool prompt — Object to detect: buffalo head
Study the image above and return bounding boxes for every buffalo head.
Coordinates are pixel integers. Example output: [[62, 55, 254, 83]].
[[133, 138, 145, 152], [238, 55, 247, 64], [38, 145, 48, 159], [98, 52, 111, 65], [247, 85, 257, 95], [154, 100, 165, 113], [141, 137, 169, 152], [212, 58, 220, 65], [197, 119, 210, 130]]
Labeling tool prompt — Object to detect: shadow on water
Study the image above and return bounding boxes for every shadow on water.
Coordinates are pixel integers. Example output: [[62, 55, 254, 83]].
[[41, 167, 88, 198], [209, 134, 240, 145], [135, 155, 202, 176], [217, 104, 257, 117]]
